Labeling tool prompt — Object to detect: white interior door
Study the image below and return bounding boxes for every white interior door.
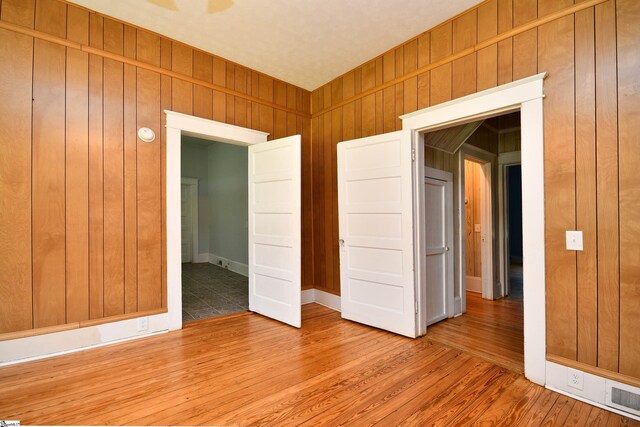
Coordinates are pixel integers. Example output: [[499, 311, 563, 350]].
[[181, 183, 193, 263], [248, 135, 301, 328], [425, 176, 453, 325], [337, 130, 417, 338]]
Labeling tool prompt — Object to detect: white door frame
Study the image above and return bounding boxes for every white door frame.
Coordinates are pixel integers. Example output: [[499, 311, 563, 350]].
[[180, 177, 199, 263], [423, 167, 454, 327], [166, 111, 268, 331], [498, 151, 522, 297], [402, 73, 547, 386]]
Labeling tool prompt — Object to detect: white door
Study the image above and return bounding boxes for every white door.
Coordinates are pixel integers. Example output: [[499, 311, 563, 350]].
[[181, 183, 193, 263], [425, 175, 453, 325], [337, 130, 417, 338], [248, 135, 301, 328]]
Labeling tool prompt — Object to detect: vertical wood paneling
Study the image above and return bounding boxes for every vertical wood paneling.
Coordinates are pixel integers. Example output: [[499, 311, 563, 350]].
[[234, 66, 248, 128], [103, 18, 125, 317], [403, 39, 418, 115], [594, 0, 619, 372], [123, 25, 138, 313], [160, 37, 172, 309], [212, 57, 226, 122], [274, 80, 287, 138], [0, 0, 35, 27], [258, 74, 274, 138], [477, 0, 498, 91], [417, 33, 430, 109], [383, 50, 395, 133], [224, 63, 235, 124], [574, 5, 597, 366], [497, 0, 513, 84], [171, 42, 193, 115], [193, 50, 213, 120], [513, 0, 538, 80], [137, 35, 162, 312], [617, 0, 640, 379], [452, 10, 477, 98], [65, 5, 89, 323], [32, 0, 67, 328], [0, 3, 33, 333], [538, 5, 577, 360], [88, 12, 104, 320], [430, 22, 452, 105]]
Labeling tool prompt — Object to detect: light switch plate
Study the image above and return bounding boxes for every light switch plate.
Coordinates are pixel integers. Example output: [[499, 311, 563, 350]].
[[566, 231, 584, 251]]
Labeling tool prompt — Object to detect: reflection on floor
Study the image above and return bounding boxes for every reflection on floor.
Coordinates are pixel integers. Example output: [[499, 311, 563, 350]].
[[182, 262, 248, 322], [426, 291, 524, 373], [3, 304, 634, 425], [506, 262, 523, 301]]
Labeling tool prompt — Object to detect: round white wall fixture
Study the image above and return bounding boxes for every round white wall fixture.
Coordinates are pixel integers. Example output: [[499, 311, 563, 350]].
[[138, 127, 156, 142]]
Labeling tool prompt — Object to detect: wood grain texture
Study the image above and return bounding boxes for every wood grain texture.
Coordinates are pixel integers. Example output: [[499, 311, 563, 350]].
[[0, 304, 634, 426], [0, 25, 33, 333], [538, 9, 577, 360], [594, 0, 619, 373], [617, 0, 640, 380], [65, 5, 89, 323], [124, 25, 138, 314], [171, 42, 192, 115], [103, 18, 125, 317], [452, 10, 477, 98], [430, 22, 452, 105], [88, 12, 104, 320], [574, 6, 598, 367], [32, 0, 67, 328]]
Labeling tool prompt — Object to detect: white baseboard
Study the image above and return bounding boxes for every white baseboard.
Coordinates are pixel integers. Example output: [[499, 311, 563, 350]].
[[0, 313, 169, 366], [208, 253, 248, 277], [466, 275, 482, 293], [193, 253, 210, 263], [300, 289, 341, 312], [546, 361, 640, 421]]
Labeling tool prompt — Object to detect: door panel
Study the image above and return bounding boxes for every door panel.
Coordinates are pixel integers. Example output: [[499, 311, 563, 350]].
[[248, 135, 301, 328], [338, 130, 417, 338], [425, 177, 449, 325]]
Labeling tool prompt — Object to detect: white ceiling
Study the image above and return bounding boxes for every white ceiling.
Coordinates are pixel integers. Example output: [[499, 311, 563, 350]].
[[67, 0, 482, 91]]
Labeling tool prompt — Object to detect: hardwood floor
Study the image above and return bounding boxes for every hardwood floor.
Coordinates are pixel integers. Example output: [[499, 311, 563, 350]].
[[427, 291, 525, 373], [0, 304, 636, 426]]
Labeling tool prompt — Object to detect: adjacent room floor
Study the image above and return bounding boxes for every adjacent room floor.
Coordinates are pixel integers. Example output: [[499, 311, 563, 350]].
[[0, 304, 635, 426], [182, 262, 248, 322], [427, 291, 524, 373]]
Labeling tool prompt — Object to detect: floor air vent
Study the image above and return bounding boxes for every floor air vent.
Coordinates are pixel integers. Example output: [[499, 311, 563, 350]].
[[606, 381, 640, 417]]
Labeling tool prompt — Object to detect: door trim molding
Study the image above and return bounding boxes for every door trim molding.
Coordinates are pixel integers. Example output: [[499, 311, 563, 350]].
[[403, 73, 546, 386], [180, 177, 199, 264], [166, 111, 268, 331]]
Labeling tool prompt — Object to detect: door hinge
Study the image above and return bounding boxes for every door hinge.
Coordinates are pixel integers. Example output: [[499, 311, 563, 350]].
[[415, 300, 419, 314], [411, 147, 416, 162]]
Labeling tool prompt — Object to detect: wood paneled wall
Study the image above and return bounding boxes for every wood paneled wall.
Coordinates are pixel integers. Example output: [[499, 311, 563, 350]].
[[310, 0, 640, 381], [0, 0, 312, 338], [464, 160, 484, 278]]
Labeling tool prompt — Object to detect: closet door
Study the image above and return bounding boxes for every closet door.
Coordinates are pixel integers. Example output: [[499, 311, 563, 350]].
[[248, 135, 301, 327]]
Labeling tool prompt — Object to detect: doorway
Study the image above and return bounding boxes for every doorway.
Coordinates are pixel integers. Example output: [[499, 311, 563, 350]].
[[165, 111, 303, 332], [180, 137, 250, 322], [422, 111, 524, 373]]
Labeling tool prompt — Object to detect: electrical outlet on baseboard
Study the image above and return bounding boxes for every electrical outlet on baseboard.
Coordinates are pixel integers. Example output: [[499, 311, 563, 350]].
[[137, 316, 149, 332], [567, 368, 584, 390]]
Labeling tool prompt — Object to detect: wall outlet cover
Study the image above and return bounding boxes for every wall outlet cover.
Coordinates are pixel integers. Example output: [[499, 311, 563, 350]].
[[567, 368, 584, 390], [566, 231, 584, 251], [137, 317, 149, 332]]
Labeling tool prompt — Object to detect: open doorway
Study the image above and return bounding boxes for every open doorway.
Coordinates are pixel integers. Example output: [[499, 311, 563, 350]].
[[180, 136, 249, 322], [422, 111, 524, 373]]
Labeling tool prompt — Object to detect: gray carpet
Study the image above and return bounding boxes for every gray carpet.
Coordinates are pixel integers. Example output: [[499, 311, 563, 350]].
[[182, 262, 249, 322]]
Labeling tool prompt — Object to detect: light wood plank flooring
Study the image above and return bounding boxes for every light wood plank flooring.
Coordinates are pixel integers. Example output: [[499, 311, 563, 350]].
[[0, 304, 636, 426], [427, 291, 525, 373]]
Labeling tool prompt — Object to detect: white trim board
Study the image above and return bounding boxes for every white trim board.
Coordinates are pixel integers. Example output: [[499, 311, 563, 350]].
[[404, 73, 547, 386], [301, 289, 341, 312], [166, 111, 268, 332], [207, 253, 249, 277], [0, 313, 169, 366], [546, 361, 640, 421]]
